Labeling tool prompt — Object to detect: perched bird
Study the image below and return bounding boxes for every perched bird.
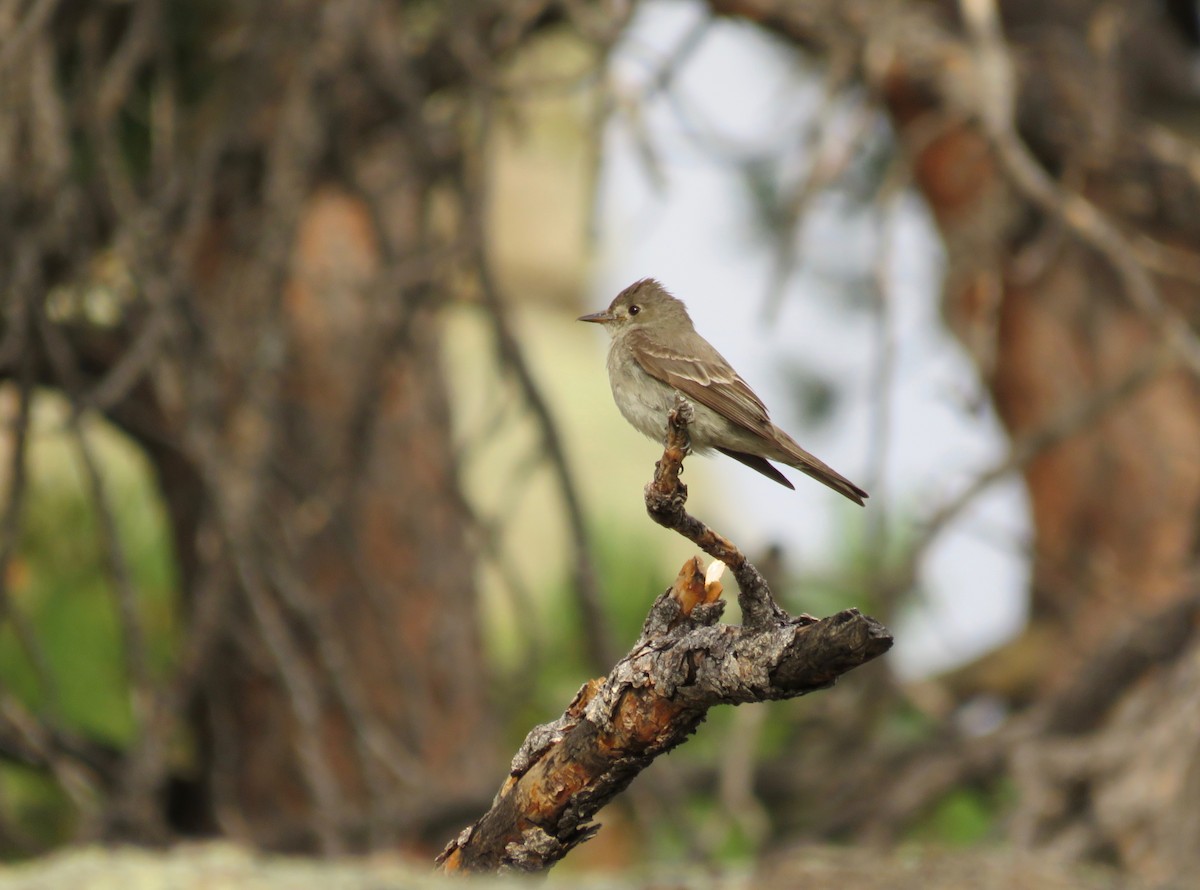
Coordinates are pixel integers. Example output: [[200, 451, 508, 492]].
[[579, 278, 868, 505]]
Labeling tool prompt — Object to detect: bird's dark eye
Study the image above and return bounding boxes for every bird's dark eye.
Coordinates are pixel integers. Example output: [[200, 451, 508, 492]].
[[628, 305, 640, 316]]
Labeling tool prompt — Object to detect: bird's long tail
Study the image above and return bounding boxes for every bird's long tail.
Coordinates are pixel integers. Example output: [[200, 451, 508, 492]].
[[773, 429, 869, 506]]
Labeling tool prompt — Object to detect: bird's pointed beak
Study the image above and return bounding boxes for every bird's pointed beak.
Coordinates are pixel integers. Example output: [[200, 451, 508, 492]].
[[577, 309, 613, 325]]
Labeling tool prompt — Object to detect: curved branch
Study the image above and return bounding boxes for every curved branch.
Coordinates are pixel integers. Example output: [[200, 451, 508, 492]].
[[644, 397, 790, 629], [436, 402, 892, 874]]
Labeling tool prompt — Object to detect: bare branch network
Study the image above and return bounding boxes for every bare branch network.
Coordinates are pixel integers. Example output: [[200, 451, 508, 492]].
[[437, 399, 893, 874]]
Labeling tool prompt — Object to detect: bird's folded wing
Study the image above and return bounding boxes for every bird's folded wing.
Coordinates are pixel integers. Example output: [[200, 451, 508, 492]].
[[627, 330, 774, 435]]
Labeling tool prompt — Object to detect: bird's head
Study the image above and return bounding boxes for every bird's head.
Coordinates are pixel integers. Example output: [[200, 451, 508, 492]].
[[578, 278, 693, 335]]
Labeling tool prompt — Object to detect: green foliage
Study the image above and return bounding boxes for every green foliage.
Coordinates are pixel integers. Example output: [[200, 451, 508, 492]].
[[0, 395, 179, 841], [7, 402, 180, 737], [904, 785, 1008, 846], [0, 765, 77, 853], [877, 699, 940, 748]]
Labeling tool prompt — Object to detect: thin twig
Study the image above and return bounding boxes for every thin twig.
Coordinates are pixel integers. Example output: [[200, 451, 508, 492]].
[[0, 0, 61, 74], [474, 243, 616, 671], [762, 64, 871, 322]]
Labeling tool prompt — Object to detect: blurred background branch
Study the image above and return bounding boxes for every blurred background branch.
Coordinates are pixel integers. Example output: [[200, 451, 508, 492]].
[[0, 0, 1198, 886]]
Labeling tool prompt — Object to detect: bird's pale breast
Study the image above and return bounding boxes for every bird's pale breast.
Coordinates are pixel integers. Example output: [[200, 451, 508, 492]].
[[606, 337, 756, 453]]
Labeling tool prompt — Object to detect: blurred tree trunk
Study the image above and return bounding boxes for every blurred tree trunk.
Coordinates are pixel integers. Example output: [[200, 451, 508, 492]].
[[709, 0, 1200, 880], [177, 183, 491, 852], [885, 1, 1200, 689], [0, 0, 565, 853]]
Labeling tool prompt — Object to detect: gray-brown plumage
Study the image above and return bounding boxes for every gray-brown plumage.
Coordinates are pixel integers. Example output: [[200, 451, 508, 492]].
[[579, 278, 868, 505]]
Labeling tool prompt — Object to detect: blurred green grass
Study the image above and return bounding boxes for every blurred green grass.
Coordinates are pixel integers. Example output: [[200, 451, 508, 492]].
[[1, 393, 179, 848], [3, 394, 180, 740]]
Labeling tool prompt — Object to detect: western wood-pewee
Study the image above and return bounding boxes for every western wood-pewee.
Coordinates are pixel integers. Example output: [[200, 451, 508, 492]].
[[579, 278, 868, 505]]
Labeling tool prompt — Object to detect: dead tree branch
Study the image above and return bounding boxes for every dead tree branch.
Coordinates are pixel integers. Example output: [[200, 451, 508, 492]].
[[644, 397, 791, 629], [436, 401, 892, 874]]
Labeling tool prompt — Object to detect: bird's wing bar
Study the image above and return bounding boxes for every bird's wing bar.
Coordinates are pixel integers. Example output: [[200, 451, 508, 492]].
[[628, 330, 775, 435]]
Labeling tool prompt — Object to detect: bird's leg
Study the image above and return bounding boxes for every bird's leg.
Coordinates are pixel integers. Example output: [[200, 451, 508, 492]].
[[669, 395, 695, 441], [665, 397, 693, 463], [649, 398, 694, 502]]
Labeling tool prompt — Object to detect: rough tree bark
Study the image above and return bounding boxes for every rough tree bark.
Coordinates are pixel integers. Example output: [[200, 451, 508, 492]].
[[437, 402, 892, 874]]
